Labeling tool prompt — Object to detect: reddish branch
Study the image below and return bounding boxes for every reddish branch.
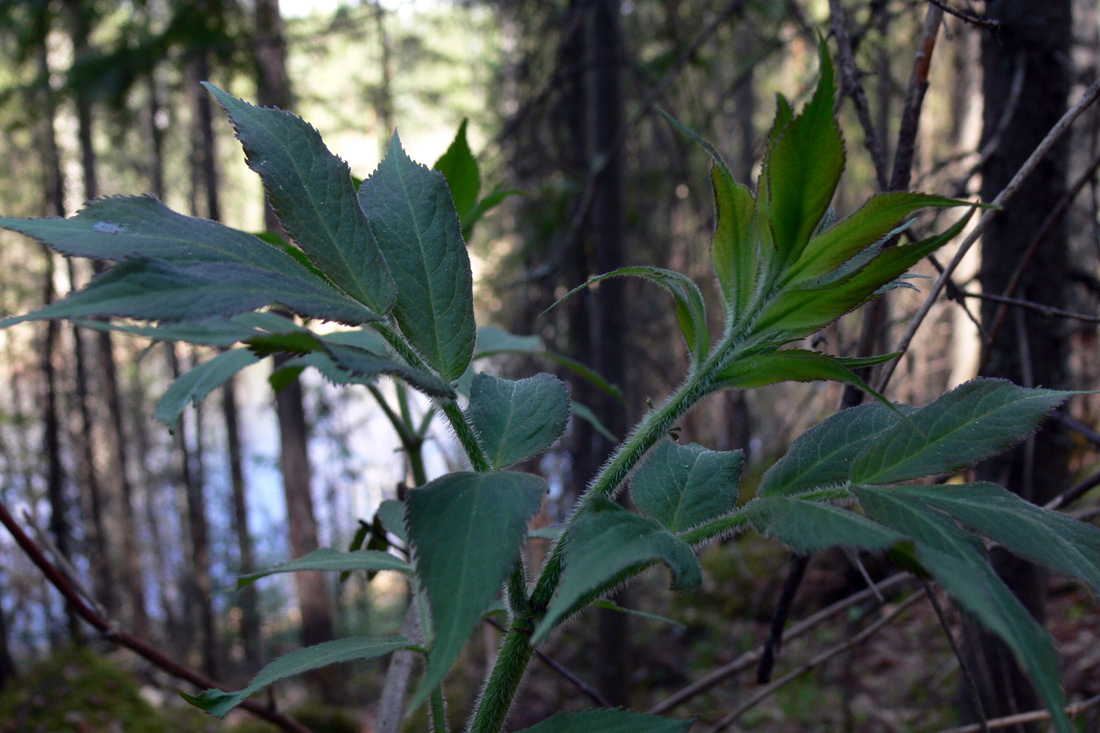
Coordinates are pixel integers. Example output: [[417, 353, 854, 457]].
[[0, 499, 313, 733]]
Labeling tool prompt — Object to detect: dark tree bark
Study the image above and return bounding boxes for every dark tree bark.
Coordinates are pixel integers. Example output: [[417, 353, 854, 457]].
[[962, 2, 1074, 729], [0, 593, 14, 691], [255, 0, 336, 680]]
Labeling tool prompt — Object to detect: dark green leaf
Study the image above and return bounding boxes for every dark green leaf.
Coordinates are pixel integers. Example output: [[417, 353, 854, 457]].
[[466, 372, 570, 469], [181, 636, 413, 718], [204, 84, 396, 315], [473, 325, 542, 358], [236, 548, 409, 589], [854, 485, 1070, 732], [891, 482, 1100, 595], [246, 331, 325, 357], [570, 400, 618, 443], [712, 350, 895, 408], [72, 311, 304, 348], [434, 118, 479, 221], [516, 708, 692, 733], [360, 133, 476, 381], [630, 440, 743, 532], [532, 499, 701, 643], [463, 184, 523, 240], [155, 348, 260, 428], [377, 499, 408, 544], [758, 402, 913, 497], [592, 599, 685, 628], [326, 342, 455, 398], [746, 496, 905, 553], [268, 365, 305, 395], [406, 471, 546, 710], [852, 379, 1072, 485]]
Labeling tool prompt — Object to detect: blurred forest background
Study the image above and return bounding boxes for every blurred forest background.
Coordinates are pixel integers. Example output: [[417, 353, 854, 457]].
[[1, 0, 1100, 731]]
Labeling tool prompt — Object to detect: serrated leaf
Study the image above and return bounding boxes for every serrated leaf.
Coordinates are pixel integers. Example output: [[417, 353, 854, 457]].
[[246, 331, 324, 357], [763, 43, 844, 271], [852, 379, 1072, 485], [155, 348, 260, 428], [434, 118, 480, 222], [235, 548, 409, 589], [360, 133, 476, 381], [516, 708, 692, 733], [466, 372, 570, 469], [0, 256, 380, 330], [204, 84, 395, 315], [316, 327, 388, 353], [757, 209, 973, 341], [891, 482, 1100, 596], [325, 342, 455, 398], [854, 485, 1071, 732], [406, 471, 546, 710], [181, 636, 413, 718], [712, 350, 895, 408], [549, 266, 709, 362], [759, 402, 914, 497], [630, 440, 743, 532], [786, 192, 972, 286], [72, 311, 304, 348], [532, 499, 701, 643], [746, 496, 905, 553], [376, 499, 408, 543], [268, 365, 305, 395]]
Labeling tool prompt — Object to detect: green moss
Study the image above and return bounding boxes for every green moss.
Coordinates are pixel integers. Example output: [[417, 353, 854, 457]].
[[0, 647, 210, 733]]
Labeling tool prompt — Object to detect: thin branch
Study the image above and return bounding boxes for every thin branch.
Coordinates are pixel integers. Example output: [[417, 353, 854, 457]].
[[936, 694, 1100, 733], [757, 553, 810, 683], [962, 291, 1100, 325], [648, 573, 912, 715], [890, 5, 945, 192], [1051, 411, 1100, 449], [1044, 465, 1100, 512], [876, 74, 1100, 392], [920, 579, 989, 733], [0, 499, 313, 733], [926, 0, 1000, 32], [484, 617, 612, 708], [829, 0, 889, 189], [704, 593, 924, 733]]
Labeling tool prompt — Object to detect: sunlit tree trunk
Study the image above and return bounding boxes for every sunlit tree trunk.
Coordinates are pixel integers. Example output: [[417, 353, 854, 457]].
[[962, 2, 1073, 729]]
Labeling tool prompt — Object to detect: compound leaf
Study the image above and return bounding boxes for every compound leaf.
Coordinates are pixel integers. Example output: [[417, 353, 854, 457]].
[[631, 440, 743, 532], [182, 636, 413, 718], [533, 499, 701, 643], [406, 472, 546, 711], [852, 379, 1072, 485], [466, 372, 570, 469], [204, 84, 396, 315], [360, 133, 476, 381]]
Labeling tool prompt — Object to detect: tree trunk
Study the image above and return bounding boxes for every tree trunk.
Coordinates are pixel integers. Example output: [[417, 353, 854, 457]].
[[0, 593, 15, 691], [962, 2, 1073, 729], [255, 0, 337, 684]]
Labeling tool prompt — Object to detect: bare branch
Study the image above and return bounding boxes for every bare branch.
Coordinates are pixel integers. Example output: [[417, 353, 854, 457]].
[[876, 74, 1100, 392], [936, 693, 1100, 733], [0, 499, 313, 733], [890, 5, 945, 191], [926, 0, 1000, 32], [963, 291, 1100, 325], [920, 579, 989, 733]]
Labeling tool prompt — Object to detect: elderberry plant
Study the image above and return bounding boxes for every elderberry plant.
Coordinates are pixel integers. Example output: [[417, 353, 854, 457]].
[[2, 44, 1098, 733]]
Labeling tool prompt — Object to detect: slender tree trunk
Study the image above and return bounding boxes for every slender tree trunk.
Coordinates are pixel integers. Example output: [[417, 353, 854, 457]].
[[255, 0, 337, 687], [0, 592, 15, 691], [962, 3, 1074, 730], [35, 37, 80, 645]]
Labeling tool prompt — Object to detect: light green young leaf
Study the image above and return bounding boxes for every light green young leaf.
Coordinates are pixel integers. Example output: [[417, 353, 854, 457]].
[[746, 496, 905, 553], [532, 499, 701, 643], [763, 43, 844, 271], [711, 350, 895, 407], [434, 118, 480, 222], [785, 192, 973, 286], [406, 471, 546, 711], [758, 402, 913, 497], [204, 84, 396, 315], [516, 708, 692, 733], [181, 636, 413, 718], [854, 485, 1071, 732], [756, 210, 973, 341], [155, 348, 260, 428], [360, 133, 476, 381], [548, 266, 709, 362], [891, 482, 1100, 595], [630, 440, 743, 532], [852, 379, 1072, 485], [466, 372, 570, 469], [236, 548, 409, 589]]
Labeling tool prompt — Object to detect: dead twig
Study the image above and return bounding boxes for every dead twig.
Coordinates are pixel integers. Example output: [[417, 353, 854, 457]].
[[0, 499, 313, 733], [962, 291, 1100, 325], [920, 579, 990, 733], [926, 0, 1000, 32], [936, 693, 1100, 733]]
